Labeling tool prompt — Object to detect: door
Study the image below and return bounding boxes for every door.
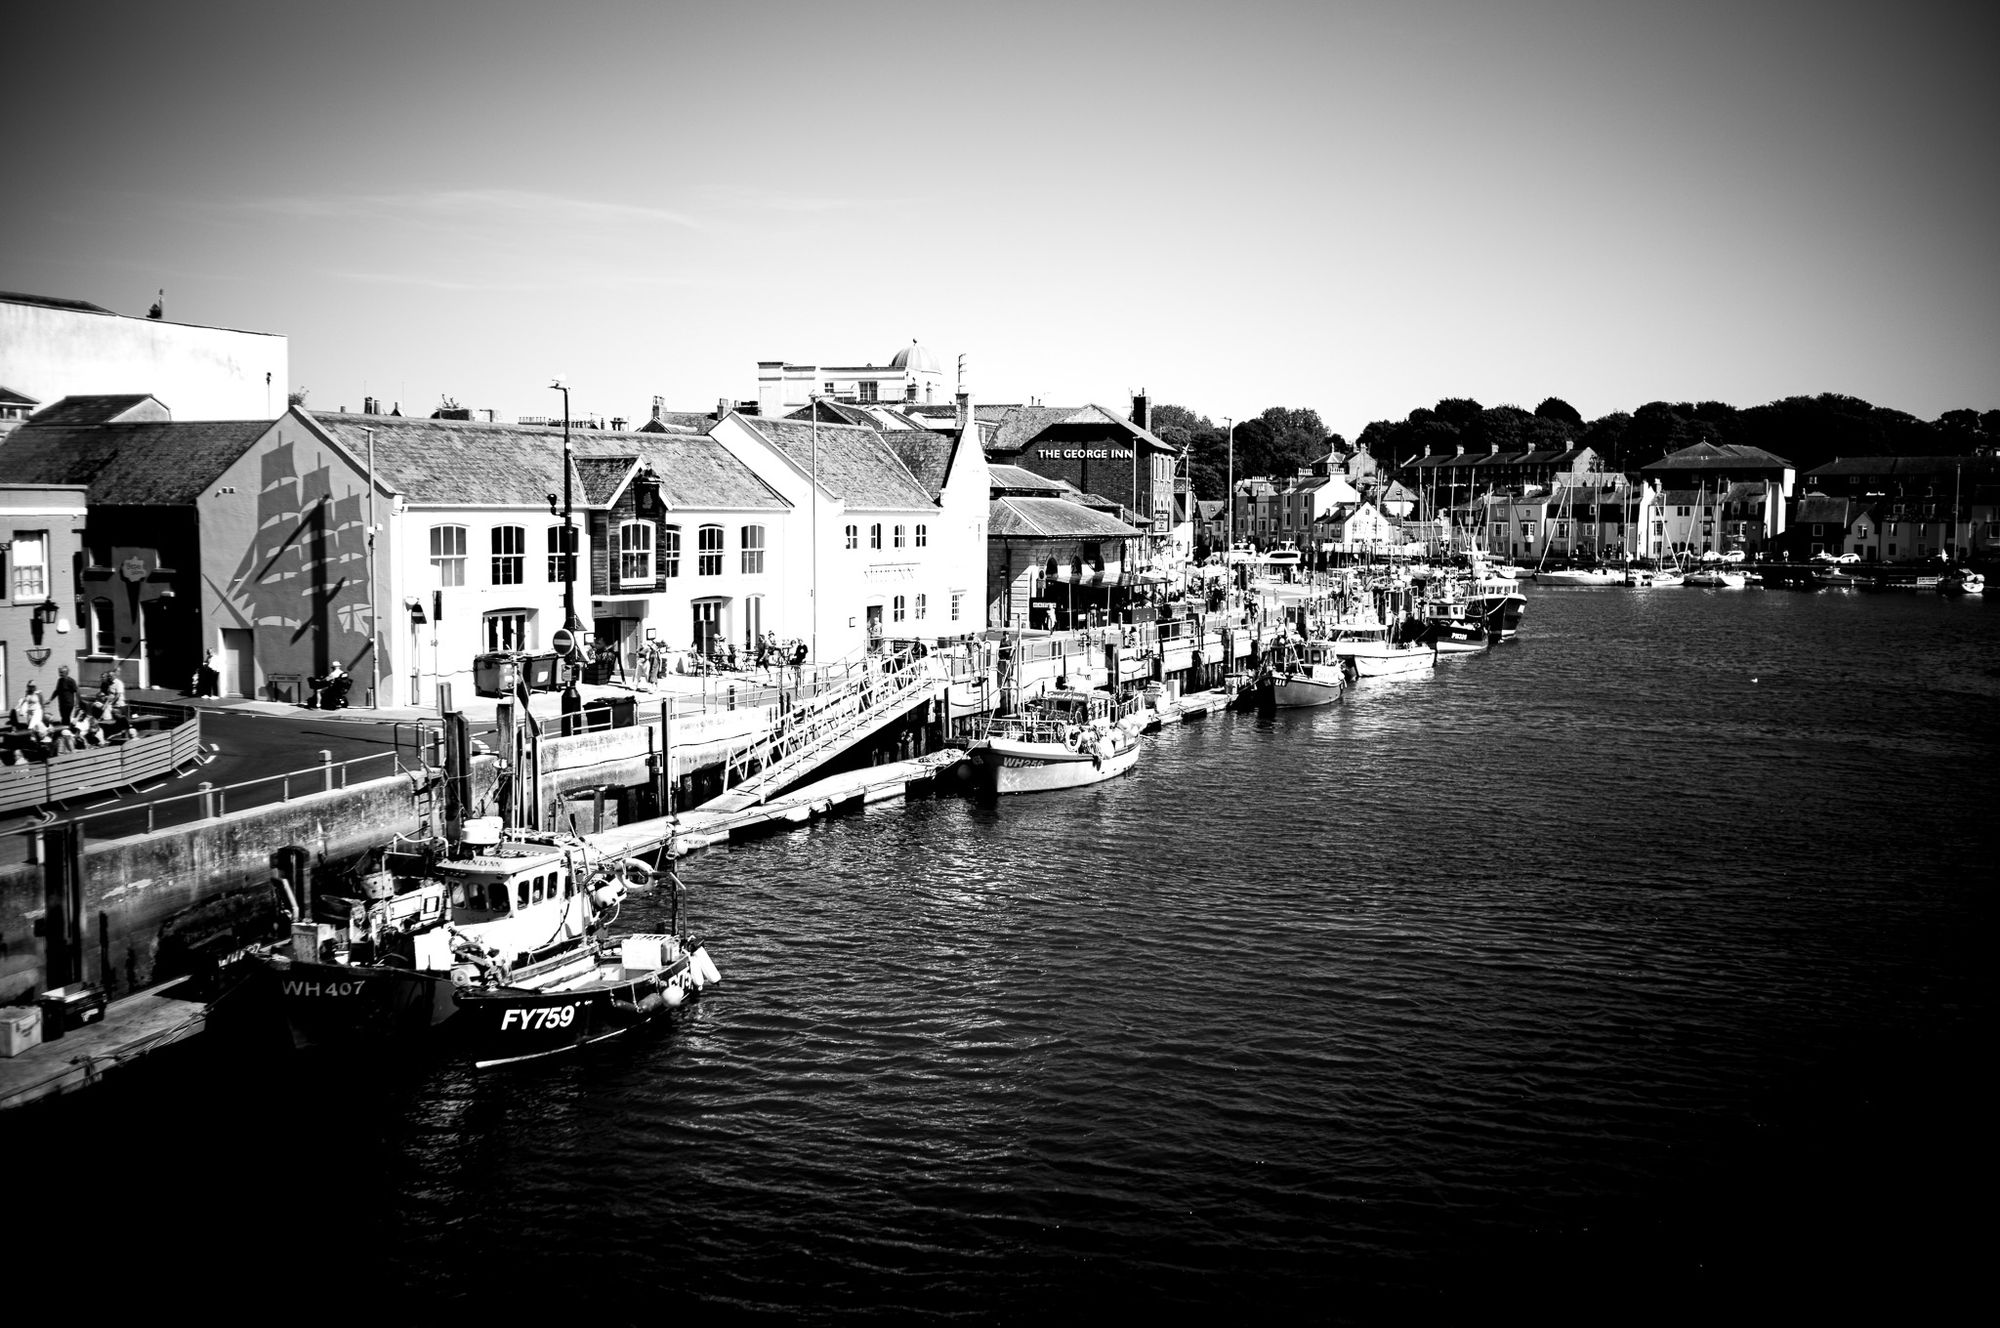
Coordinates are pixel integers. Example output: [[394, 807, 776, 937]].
[[220, 628, 254, 697]]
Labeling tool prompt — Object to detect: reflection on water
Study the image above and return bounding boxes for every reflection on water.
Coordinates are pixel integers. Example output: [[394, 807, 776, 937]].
[[35, 588, 1994, 1320]]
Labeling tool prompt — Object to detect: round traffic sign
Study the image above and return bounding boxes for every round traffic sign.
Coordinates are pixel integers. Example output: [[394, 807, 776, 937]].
[[551, 627, 579, 660]]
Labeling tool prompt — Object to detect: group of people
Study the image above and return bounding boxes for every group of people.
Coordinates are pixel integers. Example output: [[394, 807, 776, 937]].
[[5, 666, 130, 762]]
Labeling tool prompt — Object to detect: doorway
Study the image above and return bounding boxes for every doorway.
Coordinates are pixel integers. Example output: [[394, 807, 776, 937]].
[[219, 628, 254, 697]]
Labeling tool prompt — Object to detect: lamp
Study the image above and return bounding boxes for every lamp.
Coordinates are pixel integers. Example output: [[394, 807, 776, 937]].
[[33, 598, 59, 625], [550, 377, 580, 636]]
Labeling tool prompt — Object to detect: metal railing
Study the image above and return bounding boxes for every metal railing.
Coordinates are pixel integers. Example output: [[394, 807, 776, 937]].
[[716, 647, 945, 804]]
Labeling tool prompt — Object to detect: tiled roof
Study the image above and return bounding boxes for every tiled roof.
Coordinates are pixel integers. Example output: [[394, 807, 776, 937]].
[[989, 496, 1143, 540], [0, 419, 272, 504], [313, 412, 583, 505], [1795, 494, 1852, 522], [579, 434, 787, 511], [985, 403, 1179, 456], [572, 455, 638, 505], [734, 416, 936, 510], [29, 394, 164, 426], [1806, 455, 1994, 478], [884, 432, 958, 501], [987, 464, 1065, 494], [0, 385, 39, 407], [1643, 442, 1795, 470]]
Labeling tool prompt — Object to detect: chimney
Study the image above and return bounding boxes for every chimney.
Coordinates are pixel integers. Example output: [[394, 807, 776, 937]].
[[1131, 390, 1151, 431], [905, 381, 918, 403], [717, 397, 731, 420], [956, 384, 973, 433], [610, 417, 626, 432], [652, 395, 665, 423]]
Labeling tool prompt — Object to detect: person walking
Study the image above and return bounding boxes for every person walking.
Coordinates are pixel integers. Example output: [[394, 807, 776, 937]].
[[52, 666, 80, 723], [13, 682, 46, 730]]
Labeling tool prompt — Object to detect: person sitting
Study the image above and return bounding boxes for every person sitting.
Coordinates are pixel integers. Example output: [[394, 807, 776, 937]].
[[69, 704, 106, 749], [307, 661, 352, 709]]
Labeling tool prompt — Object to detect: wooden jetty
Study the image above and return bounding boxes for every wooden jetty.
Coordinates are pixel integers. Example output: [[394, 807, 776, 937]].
[[0, 978, 209, 1111]]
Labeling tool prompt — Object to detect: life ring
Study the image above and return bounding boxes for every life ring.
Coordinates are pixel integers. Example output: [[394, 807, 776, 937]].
[[620, 858, 654, 887], [1064, 727, 1084, 753]]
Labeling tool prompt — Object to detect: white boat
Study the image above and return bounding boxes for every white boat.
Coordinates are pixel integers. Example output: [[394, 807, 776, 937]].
[[1685, 567, 1748, 588], [1261, 541, 1304, 570], [1264, 637, 1347, 708], [1941, 569, 1986, 596], [1621, 566, 1684, 588], [1330, 623, 1437, 679], [1533, 566, 1622, 586], [968, 689, 1143, 796]]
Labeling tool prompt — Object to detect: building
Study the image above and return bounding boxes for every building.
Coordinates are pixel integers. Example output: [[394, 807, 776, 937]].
[[756, 341, 952, 416], [1799, 455, 2000, 561], [708, 396, 989, 654], [980, 396, 1180, 555], [1, 482, 89, 711], [0, 400, 379, 699], [0, 290, 289, 421], [985, 465, 1145, 630]]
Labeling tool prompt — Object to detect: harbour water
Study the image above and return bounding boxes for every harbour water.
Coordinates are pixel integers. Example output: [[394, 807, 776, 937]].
[[35, 587, 1994, 1320]]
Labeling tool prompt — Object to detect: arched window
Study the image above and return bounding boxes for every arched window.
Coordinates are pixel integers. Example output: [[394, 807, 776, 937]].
[[870, 523, 883, 550], [491, 525, 525, 585], [893, 594, 906, 622], [844, 524, 858, 550], [618, 521, 654, 586], [740, 524, 765, 574], [698, 524, 723, 576], [915, 524, 928, 548], [893, 524, 906, 549], [430, 525, 466, 586], [661, 525, 681, 578]]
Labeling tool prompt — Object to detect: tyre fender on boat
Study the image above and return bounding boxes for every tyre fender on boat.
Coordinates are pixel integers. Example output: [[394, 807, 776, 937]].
[[1063, 726, 1083, 753]]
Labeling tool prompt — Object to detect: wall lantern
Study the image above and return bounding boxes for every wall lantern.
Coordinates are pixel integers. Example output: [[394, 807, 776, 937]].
[[33, 598, 60, 625]]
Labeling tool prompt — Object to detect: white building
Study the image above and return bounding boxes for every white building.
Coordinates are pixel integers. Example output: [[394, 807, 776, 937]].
[[1, 290, 289, 421], [756, 341, 951, 417]]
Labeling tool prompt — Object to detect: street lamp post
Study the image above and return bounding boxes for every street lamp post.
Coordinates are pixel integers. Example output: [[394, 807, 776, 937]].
[[809, 394, 820, 669], [549, 379, 581, 636]]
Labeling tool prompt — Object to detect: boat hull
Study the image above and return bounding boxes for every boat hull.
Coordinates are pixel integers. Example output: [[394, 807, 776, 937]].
[[1271, 665, 1345, 708], [1532, 569, 1622, 586], [455, 941, 705, 1069], [261, 958, 459, 1049], [970, 735, 1141, 795], [1335, 642, 1437, 678]]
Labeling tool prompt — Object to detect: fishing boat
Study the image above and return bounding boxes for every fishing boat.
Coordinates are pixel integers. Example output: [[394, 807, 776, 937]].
[[455, 929, 720, 1069], [1330, 622, 1437, 679], [260, 821, 652, 1050], [1261, 636, 1348, 707], [1460, 558, 1527, 638], [967, 688, 1144, 795]]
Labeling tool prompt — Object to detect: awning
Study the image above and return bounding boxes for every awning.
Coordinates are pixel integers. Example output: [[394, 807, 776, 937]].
[[591, 597, 652, 617]]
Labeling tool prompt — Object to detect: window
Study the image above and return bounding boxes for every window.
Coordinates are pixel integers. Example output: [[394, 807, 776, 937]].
[[870, 523, 883, 550], [619, 521, 654, 586], [661, 525, 681, 578], [1812, 524, 1825, 537], [951, 591, 963, 622], [90, 597, 115, 654], [893, 595, 906, 622], [858, 381, 878, 403], [546, 526, 574, 582], [698, 524, 723, 576], [429, 525, 467, 585], [893, 524, 906, 549], [741, 525, 765, 574], [9, 531, 47, 600], [915, 593, 927, 620], [491, 525, 525, 585], [823, 381, 835, 394], [1520, 522, 1532, 538], [916, 524, 928, 548], [484, 610, 529, 652], [844, 524, 858, 550]]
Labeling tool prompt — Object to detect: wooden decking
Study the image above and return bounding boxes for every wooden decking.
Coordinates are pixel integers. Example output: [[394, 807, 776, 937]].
[[0, 978, 210, 1111]]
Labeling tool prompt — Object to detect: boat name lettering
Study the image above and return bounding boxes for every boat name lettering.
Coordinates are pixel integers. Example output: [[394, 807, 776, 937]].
[[283, 979, 366, 998], [1035, 448, 1132, 461], [500, 1005, 578, 1031]]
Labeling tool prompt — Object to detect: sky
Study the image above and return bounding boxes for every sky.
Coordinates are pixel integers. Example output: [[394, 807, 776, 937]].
[[7, 0, 1996, 439]]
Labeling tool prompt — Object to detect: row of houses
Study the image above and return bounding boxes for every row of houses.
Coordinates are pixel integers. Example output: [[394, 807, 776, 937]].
[[0, 297, 1193, 709], [1210, 437, 2000, 565]]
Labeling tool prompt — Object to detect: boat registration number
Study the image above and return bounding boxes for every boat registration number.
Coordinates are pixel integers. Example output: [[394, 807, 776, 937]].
[[500, 1004, 578, 1030], [283, 979, 368, 998]]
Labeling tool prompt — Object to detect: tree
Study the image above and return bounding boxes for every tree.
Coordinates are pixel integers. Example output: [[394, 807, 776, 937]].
[[1534, 396, 1583, 428], [287, 386, 309, 407]]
